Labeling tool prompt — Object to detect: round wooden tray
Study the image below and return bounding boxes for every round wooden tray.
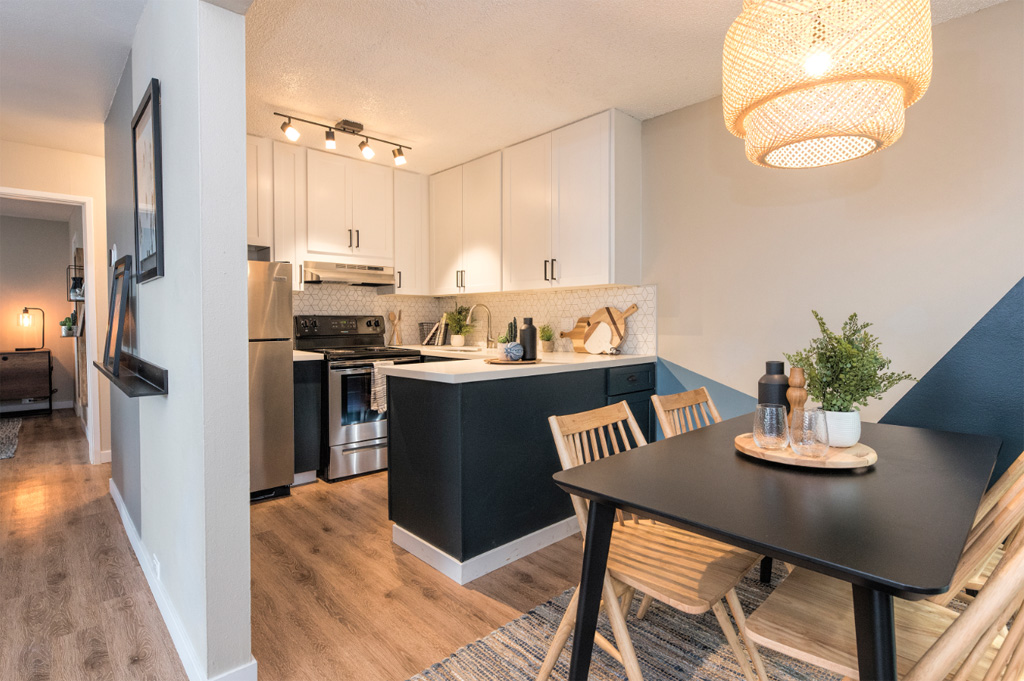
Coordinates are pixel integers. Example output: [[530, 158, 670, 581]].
[[734, 433, 877, 469], [484, 358, 542, 365]]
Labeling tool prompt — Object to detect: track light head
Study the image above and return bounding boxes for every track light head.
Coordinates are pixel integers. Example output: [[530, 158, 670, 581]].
[[281, 118, 300, 142], [359, 139, 375, 160], [393, 147, 407, 166], [325, 129, 336, 150]]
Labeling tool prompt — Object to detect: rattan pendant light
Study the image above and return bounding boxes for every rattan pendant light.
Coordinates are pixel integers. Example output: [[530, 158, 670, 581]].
[[723, 0, 933, 169]]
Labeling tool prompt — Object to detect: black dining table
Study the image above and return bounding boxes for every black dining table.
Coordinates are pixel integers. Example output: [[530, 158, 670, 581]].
[[552, 415, 1001, 681]]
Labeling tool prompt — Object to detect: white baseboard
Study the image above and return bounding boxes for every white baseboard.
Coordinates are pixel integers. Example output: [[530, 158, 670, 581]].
[[209, 659, 258, 681], [393, 517, 580, 585], [109, 479, 208, 681], [91, 448, 111, 465], [0, 399, 73, 413], [292, 470, 317, 486]]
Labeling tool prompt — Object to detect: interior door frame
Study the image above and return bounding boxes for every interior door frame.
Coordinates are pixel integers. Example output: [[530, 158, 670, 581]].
[[0, 186, 108, 464]]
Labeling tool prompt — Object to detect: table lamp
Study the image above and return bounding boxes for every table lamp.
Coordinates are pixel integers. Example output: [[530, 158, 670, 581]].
[[16, 306, 44, 351]]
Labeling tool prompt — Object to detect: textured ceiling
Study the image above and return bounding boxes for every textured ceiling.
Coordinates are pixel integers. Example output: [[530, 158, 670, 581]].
[[0, 0, 146, 158], [246, 0, 1008, 175]]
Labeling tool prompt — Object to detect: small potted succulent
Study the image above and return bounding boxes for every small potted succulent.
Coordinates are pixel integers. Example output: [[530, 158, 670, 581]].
[[786, 311, 915, 447], [60, 310, 77, 337], [445, 306, 473, 347], [496, 318, 518, 359], [539, 324, 555, 353]]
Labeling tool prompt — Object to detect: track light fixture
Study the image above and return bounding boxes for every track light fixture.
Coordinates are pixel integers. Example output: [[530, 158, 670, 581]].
[[280, 117, 300, 142], [273, 112, 411, 164]]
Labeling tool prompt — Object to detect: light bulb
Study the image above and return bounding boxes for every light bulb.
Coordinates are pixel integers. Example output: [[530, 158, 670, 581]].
[[359, 139, 375, 160], [804, 51, 832, 77], [325, 129, 336, 150], [281, 119, 300, 142], [393, 148, 406, 166], [19, 311, 32, 327]]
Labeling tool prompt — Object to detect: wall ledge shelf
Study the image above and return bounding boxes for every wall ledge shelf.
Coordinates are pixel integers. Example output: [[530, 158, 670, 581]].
[[94, 352, 168, 397]]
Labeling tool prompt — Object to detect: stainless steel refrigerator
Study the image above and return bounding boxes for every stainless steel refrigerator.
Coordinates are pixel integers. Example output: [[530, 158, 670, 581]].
[[248, 261, 294, 498]]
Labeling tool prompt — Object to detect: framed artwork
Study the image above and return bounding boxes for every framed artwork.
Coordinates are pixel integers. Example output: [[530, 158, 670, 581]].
[[104, 256, 132, 377], [132, 77, 164, 283]]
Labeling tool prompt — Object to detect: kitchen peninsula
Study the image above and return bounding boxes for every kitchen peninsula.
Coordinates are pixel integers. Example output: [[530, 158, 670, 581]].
[[382, 350, 656, 584]]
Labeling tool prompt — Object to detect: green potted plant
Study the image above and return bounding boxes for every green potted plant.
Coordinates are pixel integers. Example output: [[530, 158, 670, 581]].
[[496, 318, 517, 357], [444, 306, 473, 347], [539, 324, 555, 352], [59, 311, 76, 337], [785, 311, 915, 447]]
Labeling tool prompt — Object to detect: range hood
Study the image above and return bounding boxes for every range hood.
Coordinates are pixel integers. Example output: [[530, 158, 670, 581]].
[[302, 261, 395, 286]]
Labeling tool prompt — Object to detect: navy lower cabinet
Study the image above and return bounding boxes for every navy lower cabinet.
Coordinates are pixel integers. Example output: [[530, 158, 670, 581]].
[[387, 363, 655, 563], [293, 360, 323, 475], [607, 364, 656, 442]]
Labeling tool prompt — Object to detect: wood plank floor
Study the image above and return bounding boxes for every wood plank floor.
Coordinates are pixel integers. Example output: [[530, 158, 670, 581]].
[[250, 472, 583, 681], [2, 410, 584, 680], [0, 410, 187, 681]]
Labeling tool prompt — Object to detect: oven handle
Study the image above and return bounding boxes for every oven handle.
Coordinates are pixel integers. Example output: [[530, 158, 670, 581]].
[[329, 357, 421, 372]]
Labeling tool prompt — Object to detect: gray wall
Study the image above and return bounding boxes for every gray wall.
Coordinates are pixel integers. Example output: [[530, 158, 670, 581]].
[[0, 216, 75, 407], [642, 1, 1024, 425], [105, 54, 142, 532]]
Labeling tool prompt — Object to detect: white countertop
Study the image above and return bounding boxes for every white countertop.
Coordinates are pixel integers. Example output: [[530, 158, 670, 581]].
[[381, 345, 656, 384], [293, 350, 323, 362]]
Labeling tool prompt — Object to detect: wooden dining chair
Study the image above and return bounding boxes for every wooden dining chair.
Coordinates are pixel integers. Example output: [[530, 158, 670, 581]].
[[963, 451, 1024, 593], [651, 387, 722, 437], [539, 401, 768, 681], [742, 469, 1024, 680]]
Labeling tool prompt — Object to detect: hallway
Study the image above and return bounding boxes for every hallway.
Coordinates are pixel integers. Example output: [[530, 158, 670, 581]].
[[0, 410, 186, 680]]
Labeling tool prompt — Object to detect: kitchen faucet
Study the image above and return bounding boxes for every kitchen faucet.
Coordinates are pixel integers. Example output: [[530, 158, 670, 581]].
[[466, 304, 495, 348]]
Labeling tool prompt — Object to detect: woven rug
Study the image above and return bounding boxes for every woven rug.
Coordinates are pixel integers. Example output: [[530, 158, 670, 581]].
[[0, 417, 22, 459], [410, 563, 842, 681]]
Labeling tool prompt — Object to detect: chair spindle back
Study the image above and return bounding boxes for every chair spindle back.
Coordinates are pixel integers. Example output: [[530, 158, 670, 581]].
[[651, 387, 722, 438]]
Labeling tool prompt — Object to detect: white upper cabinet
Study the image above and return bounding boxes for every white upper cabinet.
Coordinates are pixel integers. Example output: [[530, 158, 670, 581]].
[[306, 148, 394, 265], [429, 166, 463, 296], [460, 152, 502, 294], [502, 134, 552, 291], [502, 110, 641, 291], [246, 135, 274, 250], [306, 149, 348, 255], [393, 170, 430, 295], [272, 141, 308, 291]]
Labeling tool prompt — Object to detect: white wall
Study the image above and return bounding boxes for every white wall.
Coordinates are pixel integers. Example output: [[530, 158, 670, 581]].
[[129, 1, 251, 679], [0, 139, 111, 454], [642, 1, 1024, 422]]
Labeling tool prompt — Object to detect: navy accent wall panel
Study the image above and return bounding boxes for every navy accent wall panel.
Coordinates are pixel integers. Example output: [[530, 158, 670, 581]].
[[881, 279, 1023, 484]]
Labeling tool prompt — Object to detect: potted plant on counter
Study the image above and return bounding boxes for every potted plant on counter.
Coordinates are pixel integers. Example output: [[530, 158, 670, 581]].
[[539, 324, 555, 352], [445, 306, 473, 347], [496, 318, 517, 358], [785, 311, 915, 447]]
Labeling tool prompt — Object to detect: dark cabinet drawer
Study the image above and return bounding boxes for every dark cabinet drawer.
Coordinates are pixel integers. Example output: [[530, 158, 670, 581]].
[[0, 351, 51, 400], [607, 364, 654, 396], [608, 390, 655, 444]]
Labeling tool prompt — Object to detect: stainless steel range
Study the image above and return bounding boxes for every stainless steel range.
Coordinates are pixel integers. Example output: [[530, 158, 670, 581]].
[[294, 315, 421, 481]]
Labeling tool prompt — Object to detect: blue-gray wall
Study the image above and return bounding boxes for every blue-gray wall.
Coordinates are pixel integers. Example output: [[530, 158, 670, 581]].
[[105, 54, 142, 532], [881, 279, 1024, 484]]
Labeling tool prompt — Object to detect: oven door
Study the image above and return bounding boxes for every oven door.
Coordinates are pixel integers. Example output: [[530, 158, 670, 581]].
[[327, 359, 418, 447]]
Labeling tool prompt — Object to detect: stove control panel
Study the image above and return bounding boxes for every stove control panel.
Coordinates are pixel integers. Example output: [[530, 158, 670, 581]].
[[295, 315, 385, 337]]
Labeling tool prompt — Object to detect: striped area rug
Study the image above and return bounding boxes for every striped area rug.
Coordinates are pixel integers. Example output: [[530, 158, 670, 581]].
[[410, 563, 842, 681]]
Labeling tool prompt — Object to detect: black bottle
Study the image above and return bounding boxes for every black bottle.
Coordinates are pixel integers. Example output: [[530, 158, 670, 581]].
[[758, 361, 790, 411], [520, 317, 537, 361]]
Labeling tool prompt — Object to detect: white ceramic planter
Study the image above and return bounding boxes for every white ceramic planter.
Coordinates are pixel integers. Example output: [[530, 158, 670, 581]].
[[451, 335, 465, 347], [61, 326, 74, 337], [825, 410, 861, 448]]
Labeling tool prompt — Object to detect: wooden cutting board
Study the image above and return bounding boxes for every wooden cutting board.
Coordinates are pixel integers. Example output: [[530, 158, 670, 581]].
[[587, 304, 638, 348], [583, 321, 614, 354], [734, 433, 877, 469], [560, 316, 591, 353]]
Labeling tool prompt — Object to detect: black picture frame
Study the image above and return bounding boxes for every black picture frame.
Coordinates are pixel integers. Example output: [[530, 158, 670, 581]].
[[104, 256, 132, 377], [132, 77, 164, 284]]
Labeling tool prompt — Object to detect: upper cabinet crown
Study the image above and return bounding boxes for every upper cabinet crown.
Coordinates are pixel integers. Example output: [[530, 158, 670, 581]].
[[307, 149, 394, 264], [502, 110, 641, 291], [429, 151, 502, 295]]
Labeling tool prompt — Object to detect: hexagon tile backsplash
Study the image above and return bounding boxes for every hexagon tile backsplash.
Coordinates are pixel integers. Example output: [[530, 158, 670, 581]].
[[292, 284, 657, 355]]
